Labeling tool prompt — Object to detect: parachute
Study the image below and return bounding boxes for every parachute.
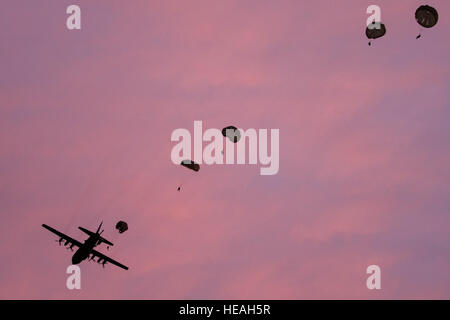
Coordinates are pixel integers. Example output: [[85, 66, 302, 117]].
[[415, 5, 438, 28], [115, 221, 128, 234], [415, 5, 438, 39], [180, 160, 200, 172], [222, 126, 241, 143], [366, 21, 386, 46]]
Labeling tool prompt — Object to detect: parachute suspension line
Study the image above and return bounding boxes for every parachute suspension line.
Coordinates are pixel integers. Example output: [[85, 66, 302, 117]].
[[108, 229, 121, 243], [95, 162, 145, 230], [416, 27, 423, 40], [64, 165, 104, 233]]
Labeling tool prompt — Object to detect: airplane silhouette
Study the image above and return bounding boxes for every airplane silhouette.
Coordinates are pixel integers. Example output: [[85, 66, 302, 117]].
[[42, 222, 128, 270]]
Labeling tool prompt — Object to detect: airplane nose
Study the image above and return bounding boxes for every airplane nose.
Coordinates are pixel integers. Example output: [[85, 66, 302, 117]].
[[72, 256, 81, 265]]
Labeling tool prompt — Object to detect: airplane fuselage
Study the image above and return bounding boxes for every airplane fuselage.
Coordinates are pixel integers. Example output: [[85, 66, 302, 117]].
[[71, 235, 99, 264]]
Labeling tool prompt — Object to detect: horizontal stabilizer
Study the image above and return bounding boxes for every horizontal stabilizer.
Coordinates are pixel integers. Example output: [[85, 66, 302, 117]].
[[78, 226, 114, 246], [78, 226, 95, 237], [99, 236, 114, 246]]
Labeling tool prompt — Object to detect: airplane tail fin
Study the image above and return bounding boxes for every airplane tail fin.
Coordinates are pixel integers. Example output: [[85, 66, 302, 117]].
[[96, 221, 103, 234], [79, 222, 114, 247]]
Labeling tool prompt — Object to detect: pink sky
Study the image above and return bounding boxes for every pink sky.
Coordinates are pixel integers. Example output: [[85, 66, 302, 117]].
[[1, 0, 449, 299]]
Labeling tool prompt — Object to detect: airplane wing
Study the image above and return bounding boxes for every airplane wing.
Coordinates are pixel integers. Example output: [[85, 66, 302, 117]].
[[90, 249, 129, 270], [42, 224, 82, 248]]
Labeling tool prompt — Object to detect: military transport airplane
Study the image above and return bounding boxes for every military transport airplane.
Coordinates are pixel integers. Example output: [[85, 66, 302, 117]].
[[42, 222, 129, 270]]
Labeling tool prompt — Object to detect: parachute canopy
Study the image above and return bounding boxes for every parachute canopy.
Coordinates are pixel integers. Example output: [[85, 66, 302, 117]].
[[181, 160, 200, 172], [415, 5, 438, 28], [366, 21, 386, 40], [115, 221, 128, 234], [222, 126, 241, 143]]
